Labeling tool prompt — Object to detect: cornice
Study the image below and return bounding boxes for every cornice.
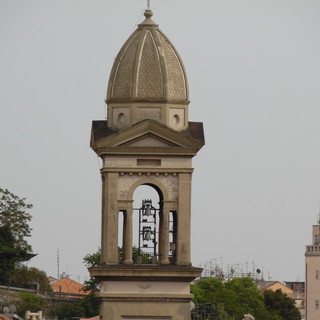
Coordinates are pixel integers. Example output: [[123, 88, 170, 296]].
[[100, 167, 194, 174], [94, 146, 201, 157], [97, 293, 193, 302]]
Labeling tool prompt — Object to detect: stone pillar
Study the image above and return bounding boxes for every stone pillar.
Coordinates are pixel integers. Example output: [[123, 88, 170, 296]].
[[101, 171, 119, 264], [100, 173, 106, 262], [176, 173, 191, 265], [123, 208, 133, 264], [160, 202, 170, 264]]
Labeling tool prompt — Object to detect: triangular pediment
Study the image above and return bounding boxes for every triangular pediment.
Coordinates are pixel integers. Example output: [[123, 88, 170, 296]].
[[91, 119, 204, 156], [120, 133, 180, 148]]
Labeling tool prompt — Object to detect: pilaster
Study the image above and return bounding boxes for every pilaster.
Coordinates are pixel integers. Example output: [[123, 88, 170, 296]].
[[101, 172, 119, 264], [177, 173, 192, 265]]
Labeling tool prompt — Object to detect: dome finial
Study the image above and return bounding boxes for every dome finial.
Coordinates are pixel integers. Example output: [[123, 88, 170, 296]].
[[144, 0, 153, 19]]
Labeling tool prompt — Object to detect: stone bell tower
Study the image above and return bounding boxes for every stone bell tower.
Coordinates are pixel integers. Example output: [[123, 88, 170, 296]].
[[305, 217, 320, 320], [89, 7, 204, 320]]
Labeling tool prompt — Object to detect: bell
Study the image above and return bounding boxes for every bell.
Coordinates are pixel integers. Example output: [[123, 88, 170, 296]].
[[144, 205, 152, 216], [143, 229, 152, 241]]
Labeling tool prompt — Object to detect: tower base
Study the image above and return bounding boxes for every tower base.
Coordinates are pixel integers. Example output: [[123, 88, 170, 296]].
[[90, 265, 202, 320]]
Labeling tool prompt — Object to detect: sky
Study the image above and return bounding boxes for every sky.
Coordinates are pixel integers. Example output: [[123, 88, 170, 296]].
[[1, 0, 320, 284]]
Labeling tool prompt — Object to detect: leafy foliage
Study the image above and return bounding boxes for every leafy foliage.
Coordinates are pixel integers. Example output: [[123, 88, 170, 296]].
[[9, 266, 50, 291], [0, 224, 29, 285], [17, 292, 45, 318], [52, 293, 99, 320], [83, 248, 101, 291], [83, 249, 101, 268], [0, 188, 33, 253], [191, 278, 299, 320], [263, 289, 301, 320]]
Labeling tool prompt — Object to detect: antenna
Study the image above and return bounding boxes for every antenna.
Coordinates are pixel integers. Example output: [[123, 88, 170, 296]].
[[57, 248, 60, 279], [147, 0, 151, 9]]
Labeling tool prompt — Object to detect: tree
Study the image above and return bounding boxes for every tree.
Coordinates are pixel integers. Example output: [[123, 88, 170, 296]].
[[10, 266, 51, 291], [83, 248, 101, 292], [17, 292, 45, 318], [52, 293, 99, 320], [0, 188, 33, 253], [263, 289, 301, 320], [83, 248, 101, 268], [191, 278, 276, 320], [0, 224, 29, 285]]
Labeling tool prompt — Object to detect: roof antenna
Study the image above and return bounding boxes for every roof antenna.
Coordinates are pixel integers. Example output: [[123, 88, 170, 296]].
[[147, 0, 151, 9]]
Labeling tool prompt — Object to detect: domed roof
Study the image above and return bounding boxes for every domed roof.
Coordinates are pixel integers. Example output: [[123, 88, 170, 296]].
[[107, 9, 189, 103]]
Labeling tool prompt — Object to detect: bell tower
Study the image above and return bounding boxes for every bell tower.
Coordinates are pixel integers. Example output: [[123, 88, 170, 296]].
[[305, 216, 320, 320], [89, 7, 204, 320]]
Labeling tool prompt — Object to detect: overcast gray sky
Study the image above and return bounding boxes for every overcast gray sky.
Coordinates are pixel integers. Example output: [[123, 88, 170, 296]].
[[1, 0, 320, 283]]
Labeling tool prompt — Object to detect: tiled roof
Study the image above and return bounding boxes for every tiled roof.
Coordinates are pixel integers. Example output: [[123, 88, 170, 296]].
[[50, 277, 89, 295]]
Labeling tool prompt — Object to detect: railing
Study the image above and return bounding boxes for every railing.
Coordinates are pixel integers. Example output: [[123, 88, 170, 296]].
[[0, 285, 35, 293], [306, 245, 320, 253], [0, 285, 87, 299]]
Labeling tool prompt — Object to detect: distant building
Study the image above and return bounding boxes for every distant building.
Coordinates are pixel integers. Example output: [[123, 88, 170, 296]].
[[256, 280, 295, 297], [47, 276, 57, 284], [285, 281, 305, 317], [285, 281, 305, 295], [305, 218, 320, 320], [50, 277, 88, 296]]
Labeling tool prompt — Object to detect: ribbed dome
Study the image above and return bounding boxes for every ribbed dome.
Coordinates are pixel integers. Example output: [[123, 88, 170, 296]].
[[107, 9, 189, 103]]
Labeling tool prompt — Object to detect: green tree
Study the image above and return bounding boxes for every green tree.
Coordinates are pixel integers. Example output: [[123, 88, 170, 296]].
[[17, 292, 45, 318], [80, 292, 100, 317], [224, 278, 271, 319], [83, 248, 101, 291], [0, 188, 33, 253], [52, 293, 99, 320], [264, 289, 301, 320], [0, 224, 29, 285], [191, 278, 276, 320], [10, 266, 50, 291], [83, 248, 101, 267]]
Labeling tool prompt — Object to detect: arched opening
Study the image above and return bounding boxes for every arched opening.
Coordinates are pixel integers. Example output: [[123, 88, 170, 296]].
[[133, 184, 161, 264], [115, 178, 175, 265]]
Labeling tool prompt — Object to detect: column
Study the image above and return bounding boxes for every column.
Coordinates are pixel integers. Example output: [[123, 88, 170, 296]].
[[123, 208, 133, 264], [160, 202, 170, 264]]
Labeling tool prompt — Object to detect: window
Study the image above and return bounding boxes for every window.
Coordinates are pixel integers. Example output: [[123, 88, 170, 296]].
[[316, 270, 319, 280], [316, 300, 319, 309]]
